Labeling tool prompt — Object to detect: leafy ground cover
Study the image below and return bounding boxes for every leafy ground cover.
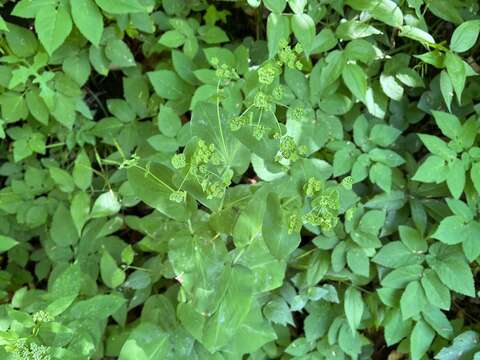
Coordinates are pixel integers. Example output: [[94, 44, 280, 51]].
[[1, 0, 480, 359]]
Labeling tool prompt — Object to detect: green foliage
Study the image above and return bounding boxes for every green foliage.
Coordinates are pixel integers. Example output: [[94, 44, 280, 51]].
[[1, 0, 480, 359]]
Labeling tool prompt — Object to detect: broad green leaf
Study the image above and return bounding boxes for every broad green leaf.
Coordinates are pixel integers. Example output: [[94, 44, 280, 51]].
[[428, 246, 475, 297], [127, 162, 191, 221], [400, 281, 426, 320], [288, 0, 307, 14], [105, 39, 136, 68], [35, 4, 72, 55], [346, 0, 403, 27], [410, 320, 435, 360], [159, 30, 185, 48], [421, 269, 451, 310], [369, 124, 401, 147], [90, 191, 121, 218], [158, 105, 182, 137], [119, 323, 170, 360], [381, 264, 423, 289], [70, 0, 103, 45], [263, 0, 287, 13], [373, 241, 423, 268], [0, 235, 18, 252], [450, 20, 480, 53], [432, 111, 461, 140], [147, 70, 193, 100], [440, 70, 454, 112], [95, 0, 149, 14], [344, 286, 363, 331], [73, 149, 92, 191], [70, 192, 90, 236], [446, 159, 465, 199], [49, 167, 75, 193], [50, 203, 79, 246], [342, 63, 367, 102], [432, 215, 466, 245], [13, 0, 57, 18], [100, 250, 126, 288], [380, 73, 403, 101], [445, 52, 466, 104], [262, 193, 300, 260], [422, 306, 453, 340], [69, 294, 126, 319], [267, 13, 290, 58], [435, 331, 480, 360], [384, 308, 412, 346], [291, 14, 315, 54]]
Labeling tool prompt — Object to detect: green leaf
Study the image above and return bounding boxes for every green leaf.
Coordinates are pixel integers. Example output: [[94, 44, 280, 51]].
[[380, 73, 403, 101], [70, 191, 90, 236], [291, 14, 315, 54], [384, 308, 412, 346], [288, 0, 307, 14], [369, 162, 392, 192], [63, 52, 91, 86], [263, 297, 294, 326], [105, 39, 136, 68], [410, 320, 435, 360], [445, 51, 466, 104], [73, 149, 92, 191], [263, 0, 287, 13], [0, 235, 18, 253], [446, 159, 465, 199], [147, 70, 193, 100], [70, 0, 103, 46], [158, 105, 182, 137], [90, 191, 121, 218], [413, 155, 447, 183], [450, 20, 480, 53], [13, 0, 57, 18], [262, 193, 301, 260], [435, 331, 480, 360], [95, 0, 148, 14], [347, 246, 370, 276], [267, 13, 290, 58], [346, 0, 403, 27], [100, 250, 126, 288], [440, 70, 454, 112], [49, 167, 75, 193], [472, 162, 480, 194], [342, 63, 367, 102], [428, 246, 475, 297], [119, 323, 169, 360], [400, 281, 426, 320], [432, 215, 467, 245], [35, 4, 72, 55], [50, 203, 79, 246], [369, 124, 401, 147], [421, 269, 451, 310], [381, 264, 423, 289], [159, 30, 186, 48], [422, 306, 453, 340], [69, 294, 126, 319], [432, 111, 461, 140], [127, 162, 190, 221], [373, 241, 423, 268], [344, 286, 363, 332]]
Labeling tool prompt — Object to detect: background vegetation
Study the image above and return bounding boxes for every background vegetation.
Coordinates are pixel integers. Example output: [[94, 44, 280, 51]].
[[1, 0, 480, 359]]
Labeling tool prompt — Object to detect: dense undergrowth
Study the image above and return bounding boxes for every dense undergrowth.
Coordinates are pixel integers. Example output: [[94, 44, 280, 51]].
[[1, 0, 480, 359]]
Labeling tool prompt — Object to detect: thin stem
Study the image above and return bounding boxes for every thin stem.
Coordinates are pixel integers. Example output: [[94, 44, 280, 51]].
[[102, 159, 176, 193], [216, 80, 228, 160]]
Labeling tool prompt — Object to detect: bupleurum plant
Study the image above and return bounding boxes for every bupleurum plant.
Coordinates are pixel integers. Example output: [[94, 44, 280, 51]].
[[1, 0, 480, 359]]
